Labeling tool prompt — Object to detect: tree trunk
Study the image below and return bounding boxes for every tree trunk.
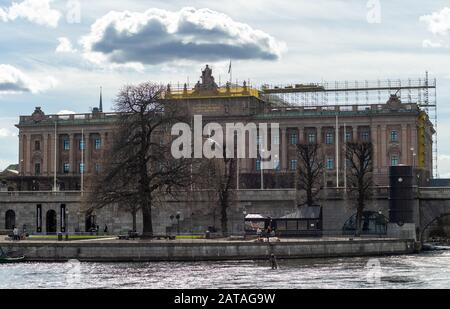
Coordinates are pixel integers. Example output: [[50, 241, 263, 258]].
[[220, 193, 229, 237], [141, 204, 153, 238], [132, 208, 137, 233]]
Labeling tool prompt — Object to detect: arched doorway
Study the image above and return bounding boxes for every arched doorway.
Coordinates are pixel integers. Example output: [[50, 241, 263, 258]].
[[421, 214, 450, 242], [5, 210, 16, 230], [46, 210, 57, 234]]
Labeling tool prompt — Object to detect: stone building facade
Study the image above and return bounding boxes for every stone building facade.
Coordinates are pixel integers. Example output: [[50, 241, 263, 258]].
[[1, 65, 436, 234]]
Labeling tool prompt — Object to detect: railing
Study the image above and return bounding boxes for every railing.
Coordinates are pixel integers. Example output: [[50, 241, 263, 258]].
[[257, 103, 419, 118], [0, 191, 82, 197]]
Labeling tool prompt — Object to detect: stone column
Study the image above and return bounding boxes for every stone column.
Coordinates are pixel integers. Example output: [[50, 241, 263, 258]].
[[281, 128, 288, 171], [69, 134, 75, 174], [317, 126, 323, 144], [26, 133, 31, 176], [85, 133, 91, 174], [371, 125, 378, 172], [19, 134, 24, 175], [381, 126, 387, 167], [42, 134, 48, 175], [411, 123, 418, 166], [401, 124, 408, 165], [298, 126, 304, 144], [352, 126, 358, 142]]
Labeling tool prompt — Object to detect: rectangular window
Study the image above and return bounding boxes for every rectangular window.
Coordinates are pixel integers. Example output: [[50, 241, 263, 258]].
[[345, 132, 351, 142], [361, 131, 370, 142], [290, 160, 298, 171], [36, 204, 42, 233], [60, 204, 66, 233], [34, 140, 40, 151], [63, 140, 70, 150], [327, 158, 334, 170], [274, 160, 280, 171], [273, 134, 280, 145], [390, 131, 398, 143], [256, 135, 263, 146], [256, 160, 261, 171], [308, 133, 316, 144], [391, 155, 399, 167], [290, 133, 298, 145], [79, 163, 85, 174], [63, 163, 70, 174], [95, 138, 102, 150], [79, 140, 85, 150], [35, 163, 41, 176], [95, 163, 101, 174], [326, 132, 334, 145]]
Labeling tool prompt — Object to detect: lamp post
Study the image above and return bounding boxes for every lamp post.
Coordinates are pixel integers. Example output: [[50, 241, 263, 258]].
[[412, 151, 417, 168], [176, 212, 181, 235], [242, 209, 247, 237], [260, 148, 265, 190]]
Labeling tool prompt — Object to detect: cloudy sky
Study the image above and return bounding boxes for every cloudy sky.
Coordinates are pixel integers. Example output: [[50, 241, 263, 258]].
[[1, 0, 450, 175]]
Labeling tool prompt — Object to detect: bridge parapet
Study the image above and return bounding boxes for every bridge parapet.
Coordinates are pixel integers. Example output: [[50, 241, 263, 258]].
[[418, 187, 450, 199]]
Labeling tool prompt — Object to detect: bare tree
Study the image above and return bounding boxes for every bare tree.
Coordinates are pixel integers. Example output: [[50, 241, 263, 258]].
[[88, 82, 192, 237], [346, 142, 374, 236], [199, 146, 236, 237], [296, 143, 324, 207]]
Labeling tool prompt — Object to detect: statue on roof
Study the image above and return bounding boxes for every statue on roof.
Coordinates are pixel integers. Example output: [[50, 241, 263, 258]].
[[194, 65, 218, 93]]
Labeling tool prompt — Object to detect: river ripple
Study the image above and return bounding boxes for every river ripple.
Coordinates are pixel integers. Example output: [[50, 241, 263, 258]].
[[0, 251, 449, 289]]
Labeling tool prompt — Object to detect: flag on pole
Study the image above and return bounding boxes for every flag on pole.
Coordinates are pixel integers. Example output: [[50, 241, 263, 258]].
[[228, 60, 232, 74]]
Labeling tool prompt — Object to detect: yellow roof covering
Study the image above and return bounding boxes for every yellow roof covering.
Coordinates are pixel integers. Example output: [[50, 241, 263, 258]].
[[164, 86, 260, 100]]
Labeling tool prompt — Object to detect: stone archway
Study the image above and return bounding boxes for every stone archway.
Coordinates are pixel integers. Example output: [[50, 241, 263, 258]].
[[46, 210, 57, 234], [420, 213, 450, 242], [5, 210, 16, 230]]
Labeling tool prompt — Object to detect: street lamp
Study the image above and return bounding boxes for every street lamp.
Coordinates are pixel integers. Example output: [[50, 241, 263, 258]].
[[411, 148, 417, 168], [242, 209, 247, 237], [176, 212, 181, 235], [260, 148, 265, 190]]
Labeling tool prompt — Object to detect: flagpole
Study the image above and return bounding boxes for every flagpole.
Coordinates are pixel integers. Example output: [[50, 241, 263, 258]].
[[53, 120, 57, 192], [336, 114, 339, 188], [344, 122, 347, 191], [81, 128, 84, 196], [229, 60, 232, 85]]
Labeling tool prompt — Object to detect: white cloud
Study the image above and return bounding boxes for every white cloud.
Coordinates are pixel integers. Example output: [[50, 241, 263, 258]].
[[0, 64, 57, 94], [57, 110, 76, 115], [0, 0, 61, 27], [56, 37, 77, 53], [422, 39, 444, 48], [438, 154, 450, 178], [80, 7, 286, 68], [0, 128, 15, 138], [420, 7, 450, 36]]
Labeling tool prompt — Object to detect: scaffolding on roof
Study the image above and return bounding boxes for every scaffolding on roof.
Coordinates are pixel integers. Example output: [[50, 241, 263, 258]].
[[260, 73, 438, 178]]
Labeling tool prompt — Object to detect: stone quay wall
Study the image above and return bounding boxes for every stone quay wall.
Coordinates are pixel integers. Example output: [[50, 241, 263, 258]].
[[0, 239, 415, 262]]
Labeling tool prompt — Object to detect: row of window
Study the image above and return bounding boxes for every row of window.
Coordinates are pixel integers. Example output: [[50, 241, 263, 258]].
[[63, 139, 102, 151], [33, 139, 102, 152], [257, 131, 373, 147], [33, 163, 101, 175], [255, 155, 401, 171], [63, 163, 102, 174]]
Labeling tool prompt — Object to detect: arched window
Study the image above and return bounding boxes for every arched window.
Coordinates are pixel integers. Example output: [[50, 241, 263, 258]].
[[5, 210, 16, 230]]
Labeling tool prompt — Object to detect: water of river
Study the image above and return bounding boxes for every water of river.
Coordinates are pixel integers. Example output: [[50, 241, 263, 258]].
[[0, 251, 449, 289]]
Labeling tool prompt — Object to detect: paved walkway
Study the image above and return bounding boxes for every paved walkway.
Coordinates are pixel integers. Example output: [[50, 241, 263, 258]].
[[0, 236, 398, 245]]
